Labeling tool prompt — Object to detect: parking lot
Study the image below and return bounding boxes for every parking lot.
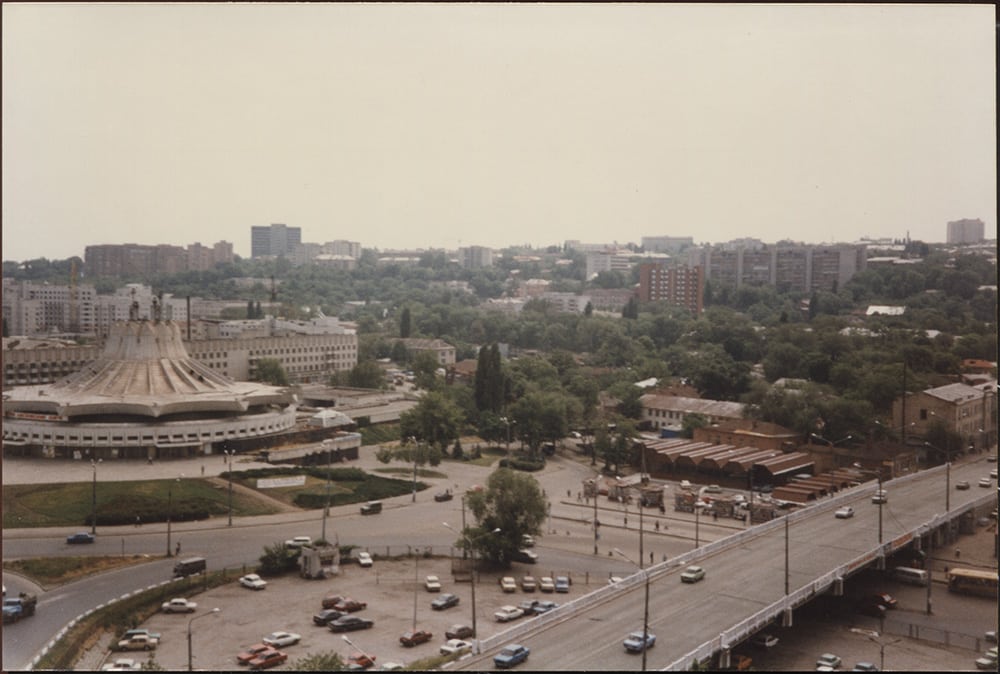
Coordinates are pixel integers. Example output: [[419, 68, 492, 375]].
[[93, 556, 574, 670]]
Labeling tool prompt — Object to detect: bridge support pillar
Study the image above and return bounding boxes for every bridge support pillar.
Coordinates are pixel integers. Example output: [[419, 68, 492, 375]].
[[719, 648, 731, 669], [782, 607, 793, 627], [876, 554, 886, 570], [832, 577, 844, 596]]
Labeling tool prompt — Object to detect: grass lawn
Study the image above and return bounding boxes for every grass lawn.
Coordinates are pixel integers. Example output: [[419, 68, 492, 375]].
[[2, 479, 282, 529], [4, 555, 158, 587]]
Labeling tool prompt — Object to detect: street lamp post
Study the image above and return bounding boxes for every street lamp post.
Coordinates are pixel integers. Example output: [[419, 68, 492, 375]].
[[850, 627, 900, 672], [167, 476, 181, 558], [853, 463, 884, 545], [409, 436, 418, 503], [187, 608, 220, 670], [444, 523, 499, 654], [90, 458, 102, 535], [224, 449, 234, 527], [341, 635, 375, 667], [322, 445, 332, 542], [412, 546, 419, 631], [694, 504, 700, 549], [614, 548, 652, 672]]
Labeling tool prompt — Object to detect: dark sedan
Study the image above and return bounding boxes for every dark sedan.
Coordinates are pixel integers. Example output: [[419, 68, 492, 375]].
[[312, 609, 344, 626], [431, 593, 460, 610], [67, 532, 95, 544], [328, 616, 374, 633]]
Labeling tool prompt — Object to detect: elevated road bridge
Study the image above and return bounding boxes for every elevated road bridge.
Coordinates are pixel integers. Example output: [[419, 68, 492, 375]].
[[458, 460, 997, 670]]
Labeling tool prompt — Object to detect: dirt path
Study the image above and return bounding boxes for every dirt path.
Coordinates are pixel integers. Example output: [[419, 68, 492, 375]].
[[204, 476, 301, 513]]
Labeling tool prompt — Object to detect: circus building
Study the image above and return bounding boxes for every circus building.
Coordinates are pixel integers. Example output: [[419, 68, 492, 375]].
[[2, 306, 297, 461]]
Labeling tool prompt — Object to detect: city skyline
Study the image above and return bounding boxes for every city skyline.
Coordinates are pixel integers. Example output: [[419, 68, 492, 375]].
[[2, 3, 996, 262]]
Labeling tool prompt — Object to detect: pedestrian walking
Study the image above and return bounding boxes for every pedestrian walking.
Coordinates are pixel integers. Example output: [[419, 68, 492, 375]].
[[955, 548, 961, 559], [135, 515, 141, 527], [650, 551, 654, 565], [201, 465, 205, 476], [175, 542, 181, 556], [654, 521, 660, 532]]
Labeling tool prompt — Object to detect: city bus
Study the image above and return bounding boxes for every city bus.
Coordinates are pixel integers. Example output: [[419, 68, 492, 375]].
[[945, 567, 998, 597]]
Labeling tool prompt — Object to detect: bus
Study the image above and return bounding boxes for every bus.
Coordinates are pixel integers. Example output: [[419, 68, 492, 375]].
[[945, 567, 998, 597]]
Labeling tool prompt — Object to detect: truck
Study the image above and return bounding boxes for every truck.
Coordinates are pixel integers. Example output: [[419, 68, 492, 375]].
[[2, 592, 37, 623]]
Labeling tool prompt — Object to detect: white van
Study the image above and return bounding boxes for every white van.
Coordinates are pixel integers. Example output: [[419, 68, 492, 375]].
[[893, 566, 928, 586]]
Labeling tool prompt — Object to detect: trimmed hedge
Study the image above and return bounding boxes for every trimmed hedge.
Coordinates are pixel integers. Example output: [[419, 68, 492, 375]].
[[498, 456, 546, 472], [84, 494, 213, 526]]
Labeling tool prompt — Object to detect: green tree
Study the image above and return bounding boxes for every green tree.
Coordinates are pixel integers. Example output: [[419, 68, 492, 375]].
[[390, 340, 409, 364], [464, 468, 547, 565], [254, 358, 289, 386], [246, 299, 255, 319], [290, 652, 346, 671], [411, 350, 441, 390], [400, 306, 412, 338], [347, 360, 384, 389], [681, 413, 709, 439], [622, 296, 639, 319], [399, 391, 463, 450], [258, 541, 298, 575]]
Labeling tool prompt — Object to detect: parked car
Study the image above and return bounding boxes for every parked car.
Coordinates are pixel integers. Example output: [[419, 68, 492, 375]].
[[440, 639, 473, 656], [834, 506, 854, 519], [347, 652, 376, 670], [239, 574, 267, 590], [680, 565, 706, 583], [871, 490, 888, 504], [284, 536, 311, 549], [956, 480, 971, 490], [101, 658, 140, 671], [816, 653, 842, 669], [992, 469, 998, 479], [554, 576, 571, 593], [679, 480, 693, 490], [518, 599, 541, 615], [328, 615, 374, 632], [399, 629, 433, 647], [248, 649, 287, 671], [357, 551, 373, 567], [360, 500, 382, 515], [117, 634, 159, 651], [431, 593, 460, 610], [333, 598, 367, 613], [852, 663, 878, 672], [123, 629, 161, 641], [521, 576, 537, 592], [67, 532, 95, 544], [623, 631, 656, 653], [979, 477, 992, 488], [532, 600, 558, 615], [262, 631, 300, 648], [236, 643, 271, 665], [493, 644, 530, 669], [704, 484, 723, 494], [499, 577, 517, 593], [445, 624, 474, 640], [160, 597, 197, 613], [494, 605, 524, 622], [976, 650, 998, 670], [870, 592, 897, 609], [521, 534, 535, 548], [312, 609, 343, 626], [751, 633, 779, 648], [434, 490, 454, 502], [322, 593, 346, 609], [425, 575, 441, 592], [539, 576, 555, 593]]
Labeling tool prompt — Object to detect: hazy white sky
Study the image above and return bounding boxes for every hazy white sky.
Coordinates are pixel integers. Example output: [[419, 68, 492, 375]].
[[2, 3, 995, 262]]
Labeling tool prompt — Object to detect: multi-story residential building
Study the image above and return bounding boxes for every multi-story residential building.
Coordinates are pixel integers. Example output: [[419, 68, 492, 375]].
[[892, 381, 998, 454], [641, 235, 694, 253], [946, 218, 986, 244], [2, 279, 98, 336], [636, 263, 704, 315], [687, 242, 866, 293], [459, 245, 494, 269], [251, 223, 301, 258], [539, 292, 591, 314], [584, 250, 671, 281], [586, 288, 634, 313], [84, 242, 232, 278]]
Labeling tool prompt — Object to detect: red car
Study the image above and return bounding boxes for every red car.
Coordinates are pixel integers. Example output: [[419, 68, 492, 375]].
[[237, 643, 271, 665], [348, 652, 376, 669], [249, 649, 287, 670], [399, 629, 433, 647], [321, 594, 346, 609], [334, 598, 367, 613]]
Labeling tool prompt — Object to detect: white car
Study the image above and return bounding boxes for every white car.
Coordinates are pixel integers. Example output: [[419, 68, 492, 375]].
[[425, 575, 442, 592], [499, 576, 517, 593], [160, 597, 197, 613], [834, 506, 854, 519], [816, 653, 842, 669], [262, 630, 301, 647], [539, 576, 555, 592], [284, 536, 312, 549], [101, 658, 140, 671], [239, 573, 268, 590], [494, 605, 525, 622], [440, 639, 473, 656], [357, 551, 373, 567]]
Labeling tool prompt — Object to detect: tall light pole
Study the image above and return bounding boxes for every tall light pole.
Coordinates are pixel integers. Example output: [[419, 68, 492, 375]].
[[412, 546, 420, 631], [850, 627, 900, 672], [224, 448, 234, 527], [341, 635, 375, 667], [444, 523, 499, 654], [694, 504, 700, 549], [614, 548, 652, 672], [409, 436, 419, 503], [501, 416, 514, 466], [854, 463, 884, 544], [187, 608, 220, 670], [322, 445, 332, 542], [167, 476, 181, 558], [90, 458, 101, 535]]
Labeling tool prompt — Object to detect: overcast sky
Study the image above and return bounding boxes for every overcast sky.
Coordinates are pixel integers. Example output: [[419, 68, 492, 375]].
[[2, 3, 995, 262]]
